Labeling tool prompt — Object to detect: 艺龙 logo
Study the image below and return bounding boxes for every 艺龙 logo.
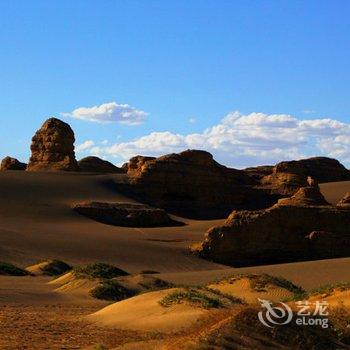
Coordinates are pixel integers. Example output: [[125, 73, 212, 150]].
[[258, 298, 293, 328], [258, 299, 329, 328]]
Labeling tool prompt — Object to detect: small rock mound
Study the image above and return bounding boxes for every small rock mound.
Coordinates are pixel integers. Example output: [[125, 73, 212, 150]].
[[73, 202, 184, 227], [277, 186, 330, 207], [78, 156, 124, 173], [337, 192, 350, 209], [27, 118, 78, 171], [0, 157, 27, 171]]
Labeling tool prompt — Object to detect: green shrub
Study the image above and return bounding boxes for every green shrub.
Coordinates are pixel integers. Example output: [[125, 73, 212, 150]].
[[248, 274, 305, 295], [159, 288, 224, 309], [310, 282, 350, 296], [74, 262, 128, 279], [90, 280, 136, 301], [40, 260, 72, 276], [0, 262, 29, 276]]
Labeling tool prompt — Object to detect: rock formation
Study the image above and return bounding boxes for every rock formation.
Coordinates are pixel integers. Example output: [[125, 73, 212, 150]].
[[243, 165, 274, 181], [123, 149, 274, 219], [277, 185, 330, 206], [27, 118, 78, 171], [78, 156, 124, 173], [0, 157, 27, 171], [196, 185, 350, 266], [258, 157, 350, 197], [73, 202, 183, 227], [124, 155, 156, 176], [337, 192, 350, 209]]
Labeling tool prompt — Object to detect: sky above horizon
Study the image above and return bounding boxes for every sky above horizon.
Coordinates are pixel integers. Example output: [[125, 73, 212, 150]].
[[1, 0, 350, 168]]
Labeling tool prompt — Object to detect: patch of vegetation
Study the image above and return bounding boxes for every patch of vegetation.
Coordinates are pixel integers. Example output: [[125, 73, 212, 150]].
[[74, 262, 129, 280], [94, 345, 107, 350], [90, 280, 136, 301], [204, 287, 245, 305], [220, 273, 306, 302], [138, 277, 172, 291], [159, 288, 224, 309], [309, 282, 350, 296], [329, 303, 350, 344], [248, 274, 305, 295], [0, 262, 29, 276], [285, 281, 350, 302], [40, 260, 72, 276]]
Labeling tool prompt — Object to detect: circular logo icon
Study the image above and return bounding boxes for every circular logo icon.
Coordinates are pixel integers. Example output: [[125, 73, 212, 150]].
[[258, 298, 293, 328]]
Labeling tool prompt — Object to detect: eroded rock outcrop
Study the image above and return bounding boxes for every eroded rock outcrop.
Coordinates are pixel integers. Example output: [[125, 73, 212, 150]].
[[337, 192, 350, 209], [27, 118, 78, 171], [0, 157, 27, 171], [259, 157, 350, 196], [73, 202, 183, 227], [196, 185, 350, 266], [78, 156, 124, 174], [125, 155, 156, 176], [123, 150, 274, 219], [277, 186, 330, 206], [243, 165, 274, 181]]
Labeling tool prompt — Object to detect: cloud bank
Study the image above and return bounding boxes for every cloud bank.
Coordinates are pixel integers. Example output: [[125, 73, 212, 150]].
[[76, 111, 350, 168], [62, 102, 148, 125]]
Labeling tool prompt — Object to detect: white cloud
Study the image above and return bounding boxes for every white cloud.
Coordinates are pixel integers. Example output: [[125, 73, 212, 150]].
[[62, 102, 148, 125], [188, 118, 197, 124], [75, 111, 350, 168], [76, 140, 95, 153]]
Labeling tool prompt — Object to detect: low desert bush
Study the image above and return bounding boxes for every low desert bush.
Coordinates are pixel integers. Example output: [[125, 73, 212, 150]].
[[90, 280, 136, 301], [0, 262, 29, 276], [74, 262, 128, 279], [159, 288, 224, 309], [40, 259, 72, 276]]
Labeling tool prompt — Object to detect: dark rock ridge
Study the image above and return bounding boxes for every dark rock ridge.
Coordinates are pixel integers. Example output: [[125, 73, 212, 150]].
[[78, 156, 124, 173], [27, 118, 78, 171], [258, 157, 350, 196], [0, 157, 27, 171], [243, 165, 274, 181], [73, 201, 184, 227], [196, 186, 350, 266], [123, 149, 275, 219]]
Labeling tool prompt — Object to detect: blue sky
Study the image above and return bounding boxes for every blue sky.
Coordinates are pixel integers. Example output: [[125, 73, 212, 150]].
[[0, 0, 350, 168]]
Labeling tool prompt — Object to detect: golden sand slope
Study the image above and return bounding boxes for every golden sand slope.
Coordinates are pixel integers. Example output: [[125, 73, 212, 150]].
[[49, 272, 100, 300], [88, 288, 208, 332], [207, 276, 293, 303], [308, 289, 350, 308]]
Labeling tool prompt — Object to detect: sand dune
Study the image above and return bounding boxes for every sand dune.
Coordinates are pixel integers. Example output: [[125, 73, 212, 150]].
[[0, 171, 224, 273], [0, 171, 349, 289], [320, 181, 350, 204], [207, 276, 293, 303], [88, 288, 208, 332], [308, 289, 350, 308]]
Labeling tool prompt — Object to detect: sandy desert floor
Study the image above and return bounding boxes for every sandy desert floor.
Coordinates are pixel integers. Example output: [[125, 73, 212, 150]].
[[0, 171, 349, 349]]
